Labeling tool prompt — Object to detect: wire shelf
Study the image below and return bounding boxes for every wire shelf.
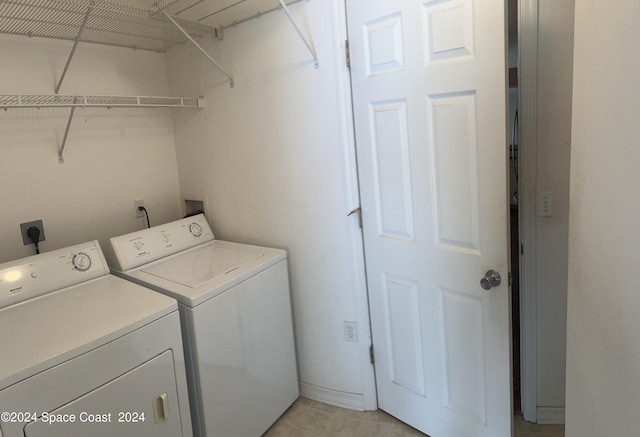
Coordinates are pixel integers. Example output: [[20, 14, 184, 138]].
[[0, 92, 203, 163], [0, 94, 204, 108], [0, 0, 305, 52], [0, 0, 314, 161], [155, 0, 303, 29], [0, 0, 215, 52]]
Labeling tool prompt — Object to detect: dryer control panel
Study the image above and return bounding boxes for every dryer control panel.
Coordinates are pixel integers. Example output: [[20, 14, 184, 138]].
[[0, 241, 109, 310], [110, 214, 214, 272]]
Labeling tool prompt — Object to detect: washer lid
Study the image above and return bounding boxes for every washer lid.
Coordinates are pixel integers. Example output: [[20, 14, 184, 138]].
[[0, 275, 177, 390], [119, 240, 287, 307], [141, 244, 264, 288]]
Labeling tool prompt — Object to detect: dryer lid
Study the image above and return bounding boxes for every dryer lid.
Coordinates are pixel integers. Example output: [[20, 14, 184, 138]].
[[0, 275, 177, 389], [141, 243, 264, 288]]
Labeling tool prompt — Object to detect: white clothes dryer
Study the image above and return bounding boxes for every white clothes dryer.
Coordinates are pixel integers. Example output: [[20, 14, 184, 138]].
[[0, 241, 193, 437], [107, 214, 299, 437]]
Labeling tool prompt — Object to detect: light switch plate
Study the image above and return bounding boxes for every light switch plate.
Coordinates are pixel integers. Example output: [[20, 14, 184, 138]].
[[537, 191, 554, 217]]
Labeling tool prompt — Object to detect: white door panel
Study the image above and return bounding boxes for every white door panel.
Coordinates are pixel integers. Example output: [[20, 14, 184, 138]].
[[347, 0, 511, 435]]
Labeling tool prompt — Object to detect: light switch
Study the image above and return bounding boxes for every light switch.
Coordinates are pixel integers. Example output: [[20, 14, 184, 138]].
[[537, 191, 554, 217]]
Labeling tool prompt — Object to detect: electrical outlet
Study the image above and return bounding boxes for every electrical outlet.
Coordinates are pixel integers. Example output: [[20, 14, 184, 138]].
[[20, 219, 45, 245], [134, 200, 145, 218], [537, 191, 554, 217], [343, 321, 358, 343]]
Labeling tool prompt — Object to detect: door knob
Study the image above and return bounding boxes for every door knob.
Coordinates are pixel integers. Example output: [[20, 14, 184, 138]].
[[480, 270, 502, 290]]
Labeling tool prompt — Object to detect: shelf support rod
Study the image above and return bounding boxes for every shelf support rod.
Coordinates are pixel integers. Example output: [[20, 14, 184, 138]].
[[159, 9, 234, 88], [58, 97, 78, 164], [277, 0, 318, 68], [55, 1, 95, 94]]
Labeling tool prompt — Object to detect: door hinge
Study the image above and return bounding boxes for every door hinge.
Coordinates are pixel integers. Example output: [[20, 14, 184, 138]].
[[348, 207, 362, 229], [345, 39, 351, 68], [369, 344, 375, 364], [214, 26, 224, 40]]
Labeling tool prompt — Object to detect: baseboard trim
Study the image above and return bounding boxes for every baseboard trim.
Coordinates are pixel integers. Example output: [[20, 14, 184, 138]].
[[299, 382, 371, 411], [536, 407, 565, 424]]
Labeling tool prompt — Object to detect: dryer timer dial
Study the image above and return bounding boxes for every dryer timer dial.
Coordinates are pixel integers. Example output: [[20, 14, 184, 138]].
[[189, 223, 203, 237], [72, 252, 92, 271]]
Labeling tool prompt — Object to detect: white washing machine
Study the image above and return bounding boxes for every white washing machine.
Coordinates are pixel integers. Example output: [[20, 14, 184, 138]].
[[0, 241, 193, 437], [107, 214, 299, 437]]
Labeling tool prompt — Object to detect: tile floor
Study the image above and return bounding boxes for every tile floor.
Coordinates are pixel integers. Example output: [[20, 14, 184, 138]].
[[264, 397, 565, 437], [512, 415, 565, 437]]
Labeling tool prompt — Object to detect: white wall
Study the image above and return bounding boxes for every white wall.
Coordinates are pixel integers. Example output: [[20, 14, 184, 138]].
[[0, 35, 183, 263], [535, 0, 574, 415], [165, 1, 375, 408], [566, 0, 640, 434]]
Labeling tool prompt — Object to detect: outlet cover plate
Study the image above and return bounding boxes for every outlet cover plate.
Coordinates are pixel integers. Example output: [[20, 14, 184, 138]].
[[343, 321, 358, 342], [537, 191, 554, 217], [134, 200, 145, 218], [20, 219, 45, 245]]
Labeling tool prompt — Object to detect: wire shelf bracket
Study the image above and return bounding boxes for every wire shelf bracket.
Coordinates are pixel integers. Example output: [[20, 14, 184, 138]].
[[277, 0, 318, 68], [157, 8, 234, 88], [58, 97, 78, 163], [55, 0, 95, 94], [1, 94, 204, 163]]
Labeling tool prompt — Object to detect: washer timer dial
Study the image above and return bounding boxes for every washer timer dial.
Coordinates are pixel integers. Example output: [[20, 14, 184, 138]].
[[72, 252, 92, 271], [189, 223, 203, 237]]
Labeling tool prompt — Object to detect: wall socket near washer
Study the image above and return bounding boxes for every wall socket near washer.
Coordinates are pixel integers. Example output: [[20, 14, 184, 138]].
[[343, 321, 358, 342], [134, 200, 145, 218], [20, 219, 45, 245]]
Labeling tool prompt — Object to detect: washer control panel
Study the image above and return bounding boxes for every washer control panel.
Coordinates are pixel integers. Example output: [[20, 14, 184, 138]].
[[0, 241, 109, 310], [110, 214, 214, 271]]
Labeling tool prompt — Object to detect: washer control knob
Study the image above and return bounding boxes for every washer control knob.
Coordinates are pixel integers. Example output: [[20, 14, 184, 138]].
[[133, 241, 144, 251], [190, 223, 203, 237], [72, 252, 92, 271]]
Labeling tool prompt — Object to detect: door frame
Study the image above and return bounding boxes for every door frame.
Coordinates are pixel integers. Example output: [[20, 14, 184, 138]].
[[517, 0, 539, 423], [331, 0, 378, 411]]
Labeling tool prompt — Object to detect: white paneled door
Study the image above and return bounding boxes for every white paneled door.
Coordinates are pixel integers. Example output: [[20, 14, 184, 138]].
[[346, 0, 511, 436]]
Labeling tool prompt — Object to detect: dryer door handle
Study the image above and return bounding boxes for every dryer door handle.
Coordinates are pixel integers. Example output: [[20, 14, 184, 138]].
[[152, 392, 169, 424]]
